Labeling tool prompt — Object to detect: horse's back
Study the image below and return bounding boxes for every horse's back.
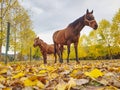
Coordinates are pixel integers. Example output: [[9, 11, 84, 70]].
[[53, 30, 66, 44], [53, 31, 59, 41]]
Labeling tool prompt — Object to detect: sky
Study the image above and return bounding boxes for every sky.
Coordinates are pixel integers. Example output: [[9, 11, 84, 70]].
[[18, 0, 120, 44]]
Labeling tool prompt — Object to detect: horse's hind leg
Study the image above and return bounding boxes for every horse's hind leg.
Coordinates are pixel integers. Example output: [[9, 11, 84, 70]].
[[74, 42, 79, 63], [58, 48, 63, 63], [54, 54, 57, 63], [60, 45, 63, 63], [54, 43, 57, 63], [56, 44, 63, 63], [67, 42, 71, 63]]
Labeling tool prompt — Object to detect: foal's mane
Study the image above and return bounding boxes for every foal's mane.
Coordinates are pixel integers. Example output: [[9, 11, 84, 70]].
[[38, 38, 48, 47], [68, 15, 85, 28]]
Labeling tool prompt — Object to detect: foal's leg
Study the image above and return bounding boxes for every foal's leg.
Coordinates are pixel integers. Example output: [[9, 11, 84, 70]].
[[74, 42, 79, 63], [43, 53, 47, 64]]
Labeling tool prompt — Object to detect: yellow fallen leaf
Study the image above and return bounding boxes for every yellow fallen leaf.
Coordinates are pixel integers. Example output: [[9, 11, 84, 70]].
[[12, 72, 25, 79], [56, 83, 67, 90], [103, 86, 118, 90], [0, 75, 6, 82], [37, 80, 45, 89], [39, 69, 47, 74], [23, 78, 37, 86], [109, 67, 120, 72], [83, 65, 91, 69], [16, 66, 21, 71], [67, 78, 76, 90], [70, 69, 78, 78], [85, 68, 103, 79], [2, 87, 11, 90], [40, 64, 46, 69], [48, 73, 59, 79], [0, 69, 7, 74], [55, 79, 67, 90], [28, 75, 37, 81], [46, 66, 55, 72], [31, 67, 38, 72], [63, 64, 70, 70]]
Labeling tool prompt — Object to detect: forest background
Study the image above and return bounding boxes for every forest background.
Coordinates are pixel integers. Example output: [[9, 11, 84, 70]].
[[0, 0, 120, 61]]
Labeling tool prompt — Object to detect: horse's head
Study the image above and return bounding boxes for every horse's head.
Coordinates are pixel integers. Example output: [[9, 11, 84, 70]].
[[33, 37, 40, 47], [84, 9, 98, 30]]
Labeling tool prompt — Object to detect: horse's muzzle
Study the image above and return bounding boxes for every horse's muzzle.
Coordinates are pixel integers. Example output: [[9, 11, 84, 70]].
[[94, 24, 98, 30]]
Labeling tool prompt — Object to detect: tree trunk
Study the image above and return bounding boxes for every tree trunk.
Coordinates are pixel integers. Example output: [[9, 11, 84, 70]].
[[0, 2, 3, 61], [0, 44, 2, 60], [108, 44, 112, 60]]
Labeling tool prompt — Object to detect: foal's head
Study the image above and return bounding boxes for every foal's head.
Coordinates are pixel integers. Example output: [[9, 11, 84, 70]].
[[84, 9, 98, 30], [33, 37, 43, 47]]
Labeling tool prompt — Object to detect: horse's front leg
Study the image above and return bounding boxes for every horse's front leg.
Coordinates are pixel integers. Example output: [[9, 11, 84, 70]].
[[74, 42, 79, 63]]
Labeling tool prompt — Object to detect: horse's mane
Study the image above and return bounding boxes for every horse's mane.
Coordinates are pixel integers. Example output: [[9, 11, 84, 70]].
[[68, 15, 84, 28]]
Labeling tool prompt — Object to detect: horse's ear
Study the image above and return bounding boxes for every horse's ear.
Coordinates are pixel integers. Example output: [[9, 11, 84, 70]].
[[86, 9, 89, 14], [91, 10, 93, 14]]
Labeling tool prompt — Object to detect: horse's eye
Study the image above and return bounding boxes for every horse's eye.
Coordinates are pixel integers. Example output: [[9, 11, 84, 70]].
[[87, 16, 92, 20], [87, 15, 94, 21]]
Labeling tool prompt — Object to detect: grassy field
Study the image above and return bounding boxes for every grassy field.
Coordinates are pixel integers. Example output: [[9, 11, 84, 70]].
[[0, 59, 120, 90]]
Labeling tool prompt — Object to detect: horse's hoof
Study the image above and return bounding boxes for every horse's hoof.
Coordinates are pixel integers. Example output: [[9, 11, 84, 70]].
[[67, 63, 70, 65], [44, 62, 47, 64], [60, 61, 63, 64], [76, 61, 80, 64]]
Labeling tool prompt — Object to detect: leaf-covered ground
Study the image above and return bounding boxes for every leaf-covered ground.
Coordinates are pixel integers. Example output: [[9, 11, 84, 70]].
[[0, 60, 120, 90]]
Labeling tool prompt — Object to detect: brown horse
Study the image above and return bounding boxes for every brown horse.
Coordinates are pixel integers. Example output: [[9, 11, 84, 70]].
[[33, 37, 60, 64], [53, 9, 98, 63]]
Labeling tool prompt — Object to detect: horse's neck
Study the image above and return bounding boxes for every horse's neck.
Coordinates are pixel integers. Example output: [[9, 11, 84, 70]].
[[68, 15, 85, 33], [75, 22, 85, 32]]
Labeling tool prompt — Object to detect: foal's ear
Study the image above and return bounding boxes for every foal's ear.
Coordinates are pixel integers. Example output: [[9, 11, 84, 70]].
[[37, 37, 39, 39], [90, 10, 93, 14], [86, 9, 89, 14]]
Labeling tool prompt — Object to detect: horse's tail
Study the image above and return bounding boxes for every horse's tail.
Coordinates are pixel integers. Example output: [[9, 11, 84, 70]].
[[53, 31, 59, 55], [53, 31, 59, 63], [53, 42, 57, 63], [54, 43, 56, 55]]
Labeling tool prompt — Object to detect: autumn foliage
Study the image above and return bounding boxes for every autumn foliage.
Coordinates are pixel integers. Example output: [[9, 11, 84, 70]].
[[0, 60, 120, 90]]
